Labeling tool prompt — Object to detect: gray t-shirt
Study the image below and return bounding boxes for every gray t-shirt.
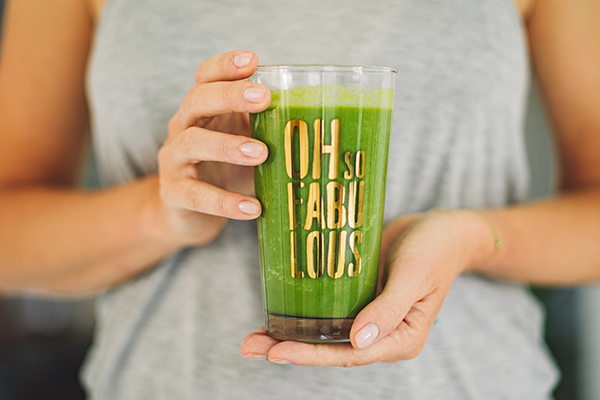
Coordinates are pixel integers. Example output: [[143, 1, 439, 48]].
[[82, 0, 559, 398]]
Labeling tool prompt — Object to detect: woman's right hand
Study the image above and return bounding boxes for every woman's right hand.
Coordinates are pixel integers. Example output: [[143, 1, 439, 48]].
[[155, 50, 271, 248], [1, 2, 271, 292]]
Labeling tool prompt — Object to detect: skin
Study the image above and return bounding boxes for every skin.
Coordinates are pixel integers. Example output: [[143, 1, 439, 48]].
[[1, 0, 599, 368]]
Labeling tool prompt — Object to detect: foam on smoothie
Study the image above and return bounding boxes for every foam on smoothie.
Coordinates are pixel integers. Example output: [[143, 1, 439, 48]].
[[267, 85, 394, 110]]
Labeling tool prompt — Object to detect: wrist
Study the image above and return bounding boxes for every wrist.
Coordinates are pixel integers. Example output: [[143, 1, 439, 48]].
[[451, 209, 503, 274], [418, 208, 502, 275], [137, 175, 185, 252]]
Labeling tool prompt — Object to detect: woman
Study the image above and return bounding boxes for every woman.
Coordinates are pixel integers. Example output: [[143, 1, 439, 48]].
[[0, 0, 598, 398]]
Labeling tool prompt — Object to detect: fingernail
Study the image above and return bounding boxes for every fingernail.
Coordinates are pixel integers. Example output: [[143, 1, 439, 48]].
[[268, 358, 291, 365], [244, 87, 266, 103], [234, 52, 253, 68], [239, 200, 260, 215], [240, 141, 264, 158], [355, 323, 379, 349], [243, 353, 268, 361]]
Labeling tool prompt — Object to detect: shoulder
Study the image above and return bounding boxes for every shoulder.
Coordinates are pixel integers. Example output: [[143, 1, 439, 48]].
[[525, 0, 600, 190]]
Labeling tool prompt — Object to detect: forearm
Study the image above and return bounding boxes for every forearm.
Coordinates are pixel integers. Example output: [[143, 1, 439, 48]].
[[0, 175, 181, 294], [475, 186, 600, 285]]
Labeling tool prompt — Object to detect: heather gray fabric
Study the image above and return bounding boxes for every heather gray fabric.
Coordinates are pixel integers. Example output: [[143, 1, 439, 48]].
[[82, 0, 559, 398]]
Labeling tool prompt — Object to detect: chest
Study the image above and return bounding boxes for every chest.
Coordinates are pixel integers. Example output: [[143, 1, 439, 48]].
[[89, 0, 534, 26], [87, 0, 529, 200]]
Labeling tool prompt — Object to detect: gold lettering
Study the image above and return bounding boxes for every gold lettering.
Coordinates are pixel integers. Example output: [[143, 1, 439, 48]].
[[326, 182, 347, 229], [348, 231, 363, 277], [305, 182, 327, 230], [320, 196, 326, 229], [327, 230, 347, 279], [284, 120, 309, 179], [287, 182, 304, 230], [343, 151, 354, 180], [306, 231, 325, 279], [312, 119, 324, 179], [355, 150, 366, 179], [348, 180, 365, 229], [323, 119, 341, 180], [290, 231, 304, 278]]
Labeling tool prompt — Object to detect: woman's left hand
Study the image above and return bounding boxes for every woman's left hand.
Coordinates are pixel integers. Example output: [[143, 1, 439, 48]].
[[241, 209, 495, 366]]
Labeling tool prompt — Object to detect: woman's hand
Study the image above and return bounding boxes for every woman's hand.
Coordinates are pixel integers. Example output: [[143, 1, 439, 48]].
[[155, 50, 271, 248], [0, 47, 273, 293], [241, 209, 496, 366]]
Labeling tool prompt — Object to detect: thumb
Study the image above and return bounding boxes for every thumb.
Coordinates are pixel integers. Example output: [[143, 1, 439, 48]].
[[349, 287, 413, 350]]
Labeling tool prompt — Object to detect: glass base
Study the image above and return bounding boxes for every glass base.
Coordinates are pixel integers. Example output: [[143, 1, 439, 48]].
[[265, 312, 354, 343]]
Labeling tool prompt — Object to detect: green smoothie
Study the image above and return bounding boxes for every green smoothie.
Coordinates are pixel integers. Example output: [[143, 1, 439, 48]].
[[251, 84, 393, 342]]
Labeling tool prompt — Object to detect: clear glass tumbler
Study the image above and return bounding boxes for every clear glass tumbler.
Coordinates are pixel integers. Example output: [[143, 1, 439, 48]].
[[250, 65, 395, 342]]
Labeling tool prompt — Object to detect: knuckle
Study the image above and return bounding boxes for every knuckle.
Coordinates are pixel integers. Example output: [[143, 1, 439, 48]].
[[158, 176, 168, 198], [181, 87, 197, 113], [157, 145, 169, 166], [187, 184, 204, 210], [338, 355, 361, 368], [195, 61, 209, 84], [168, 115, 178, 134], [221, 82, 236, 105], [403, 345, 424, 360], [219, 55, 232, 75], [383, 326, 426, 361], [226, 81, 248, 111], [194, 70, 203, 85], [157, 143, 178, 171], [380, 299, 407, 326], [213, 192, 228, 214], [168, 113, 183, 135], [179, 128, 198, 157], [399, 334, 426, 361], [158, 177, 177, 209], [214, 133, 231, 159], [338, 361, 355, 368]]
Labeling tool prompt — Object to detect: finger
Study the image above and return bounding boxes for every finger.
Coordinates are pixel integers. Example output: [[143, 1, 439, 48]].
[[349, 287, 415, 350], [160, 127, 268, 172], [265, 292, 445, 367], [350, 279, 446, 352], [378, 293, 445, 363], [264, 333, 403, 367], [195, 50, 259, 85], [352, 220, 434, 350], [165, 177, 262, 219], [241, 328, 280, 360], [179, 81, 271, 128]]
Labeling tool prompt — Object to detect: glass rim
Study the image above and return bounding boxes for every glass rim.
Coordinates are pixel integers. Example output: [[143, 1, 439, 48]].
[[255, 64, 397, 74]]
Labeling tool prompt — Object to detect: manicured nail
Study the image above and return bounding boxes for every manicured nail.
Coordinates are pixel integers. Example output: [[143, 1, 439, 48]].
[[244, 87, 266, 103], [355, 323, 379, 349], [239, 200, 260, 215], [234, 53, 253, 68], [242, 353, 268, 361], [268, 358, 291, 365], [240, 141, 264, 158]]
